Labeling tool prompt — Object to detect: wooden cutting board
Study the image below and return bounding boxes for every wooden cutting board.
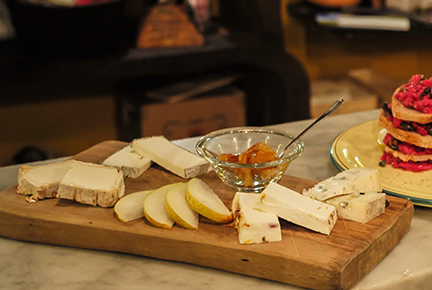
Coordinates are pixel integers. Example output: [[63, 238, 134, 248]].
[[0, 141, 414, 290]]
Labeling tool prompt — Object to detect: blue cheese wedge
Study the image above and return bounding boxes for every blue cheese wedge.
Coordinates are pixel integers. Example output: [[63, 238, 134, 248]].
[[16, 160, 73, 202], [57, 160, 125, 207], [302, 168, 382, 201], [232, 192, 282, 244], [325, 192, 386, 224], [131, 136, 209, 179], [255, 183, 337, 235], [102, 145, 151, 178]]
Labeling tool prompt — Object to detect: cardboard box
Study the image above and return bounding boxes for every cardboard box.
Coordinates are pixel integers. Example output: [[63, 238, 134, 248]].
[[140, 86, 246, 140]]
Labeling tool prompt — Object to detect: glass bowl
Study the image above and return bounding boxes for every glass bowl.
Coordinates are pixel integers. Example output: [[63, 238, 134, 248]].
[[196, 127, 304, 192]]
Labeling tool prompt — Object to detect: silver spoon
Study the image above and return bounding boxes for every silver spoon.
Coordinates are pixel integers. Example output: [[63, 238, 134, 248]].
[[281, 98, 344, 157]]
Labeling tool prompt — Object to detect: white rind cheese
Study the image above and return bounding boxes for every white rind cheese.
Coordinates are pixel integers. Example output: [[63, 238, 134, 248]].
[[102, 145, 152, 178], [232, 192, 281, 244], [132, 136, 209, 179], [302, 168, 382, 201], [325, 192, 386, 224], [57, 160, 125, 207], [256, 183, 337, 235], [16, 160, 73, 202]]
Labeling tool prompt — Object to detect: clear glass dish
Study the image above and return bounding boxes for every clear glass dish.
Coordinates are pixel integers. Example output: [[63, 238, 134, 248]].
[[196, 127, 304, 192]]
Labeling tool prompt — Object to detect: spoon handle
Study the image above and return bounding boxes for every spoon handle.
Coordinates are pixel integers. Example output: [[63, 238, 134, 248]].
[[284, 98, 344, 151]]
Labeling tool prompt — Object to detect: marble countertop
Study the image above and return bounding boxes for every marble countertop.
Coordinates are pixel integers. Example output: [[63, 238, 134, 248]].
[[1, 109, 431, 290]]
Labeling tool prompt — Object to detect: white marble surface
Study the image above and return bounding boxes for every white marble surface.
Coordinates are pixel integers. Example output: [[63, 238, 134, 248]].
[[1, 109, 431, 290]]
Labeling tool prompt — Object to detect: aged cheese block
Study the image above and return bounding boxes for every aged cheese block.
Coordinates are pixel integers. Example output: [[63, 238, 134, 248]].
[[326, 192, 387, 224], [302, 168, 382, 201], [102, 145, 152, 178], [232, 192, 281, 244], [132, 136, 209, 179], [256, 183, 337, 235], [56, 160, 125, 207], [16, 159, 73, 202]]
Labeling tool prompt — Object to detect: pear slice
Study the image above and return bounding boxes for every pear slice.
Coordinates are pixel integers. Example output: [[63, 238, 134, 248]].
[[166, 183, 199, 229], [186, 178, 233, 223], [143, 183, 178, 229], [114, 190, 153, 222]]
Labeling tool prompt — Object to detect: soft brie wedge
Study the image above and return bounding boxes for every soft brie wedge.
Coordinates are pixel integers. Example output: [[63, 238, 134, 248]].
[[325, 192, 386, 224], [102, 145, 152, 178], [256, 183, 337, 235], [131, 136, 209, 179], [57, 160, 125, 207], [17, 159, 73, 202], [232, 192, 281, 244], [302, 168, 382, 201]]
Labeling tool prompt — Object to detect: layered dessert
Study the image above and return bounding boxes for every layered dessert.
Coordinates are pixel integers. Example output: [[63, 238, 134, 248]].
[[378, 74, 432, 171]]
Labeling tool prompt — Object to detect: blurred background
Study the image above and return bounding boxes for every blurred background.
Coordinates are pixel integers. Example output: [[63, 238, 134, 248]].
[[1, 0, 432, 166]]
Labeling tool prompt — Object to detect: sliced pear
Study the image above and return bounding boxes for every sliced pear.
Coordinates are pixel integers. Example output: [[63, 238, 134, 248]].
[[166, 183, 199, 229], [114, 190, 153, 222], [186, 178, 233, 223], [143, 183, 178, 229]]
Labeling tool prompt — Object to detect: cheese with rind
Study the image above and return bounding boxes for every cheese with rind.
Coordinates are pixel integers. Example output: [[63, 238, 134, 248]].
[[302, 168, 382, 201], [102, 145, 152, 178], [256, 183, 337, 235], [16, 160, 73, 202], [131, 136, 209, 179], [232, 192, 281, 244], [325, 192, 386, 224], [56, 160, 125, 207]]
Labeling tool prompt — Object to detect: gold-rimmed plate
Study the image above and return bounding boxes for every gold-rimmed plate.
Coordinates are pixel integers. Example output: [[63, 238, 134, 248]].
[[331, 120, 432, 207]]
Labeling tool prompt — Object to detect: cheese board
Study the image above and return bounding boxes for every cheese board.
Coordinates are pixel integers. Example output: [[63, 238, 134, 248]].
[[0, 141, 414, 290]]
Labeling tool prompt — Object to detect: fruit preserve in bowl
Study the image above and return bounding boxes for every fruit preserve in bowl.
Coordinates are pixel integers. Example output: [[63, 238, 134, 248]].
[[195, 127, 304, 192]]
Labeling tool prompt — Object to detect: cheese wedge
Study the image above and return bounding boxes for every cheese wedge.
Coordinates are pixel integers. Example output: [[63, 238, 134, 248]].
[[232, 192, 281, 244], [143, 183, 178, 229], [102, 145, 152, 178], [325, 192, 386, 224], [131, 136, 209, 179], [57, 160, 125, 207], [114, 190, 154, 223], [256, 183, 337, 235], [302, 168, 382, 201], [16, 159, 73, 202], [165, 183, 199, 229]]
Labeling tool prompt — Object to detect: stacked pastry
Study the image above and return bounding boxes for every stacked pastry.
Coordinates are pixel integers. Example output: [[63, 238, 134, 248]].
[[378, 74, 432, 172]]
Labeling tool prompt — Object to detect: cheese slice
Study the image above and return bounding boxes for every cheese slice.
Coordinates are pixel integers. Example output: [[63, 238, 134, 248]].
[[325, 192, 386, 224], [256, 183, 337, 235], [16, 159, 73, 202], [57, 160, 125, 207], [302, 168, 382, 201], [232, 192, 281, 244], [102, 145, 152, 178], [131, 136, 209, 179]]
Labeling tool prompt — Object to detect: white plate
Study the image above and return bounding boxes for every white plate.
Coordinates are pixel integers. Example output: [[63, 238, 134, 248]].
[[330, 120, 432, 207]]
